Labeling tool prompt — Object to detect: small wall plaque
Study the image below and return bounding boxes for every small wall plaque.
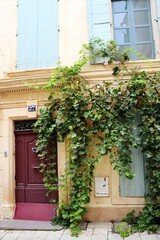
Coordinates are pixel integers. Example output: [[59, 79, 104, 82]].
[[95, 177, 109, 197], [28, 105, 36, 112]]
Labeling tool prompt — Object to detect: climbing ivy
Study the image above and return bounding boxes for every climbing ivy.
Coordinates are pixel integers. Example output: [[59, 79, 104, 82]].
[[34, 39, 160, 236]]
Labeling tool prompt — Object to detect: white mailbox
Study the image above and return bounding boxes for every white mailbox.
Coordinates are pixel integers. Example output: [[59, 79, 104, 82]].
[[95, 177, 109, 197]]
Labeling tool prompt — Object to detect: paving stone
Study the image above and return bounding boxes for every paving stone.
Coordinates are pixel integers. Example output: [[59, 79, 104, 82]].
[[0, 230, 22, 240], [91, 234, 107, 240], [60, 229, 76, 240], [140, 234, 159, 240], [87, 223, 95, 228], [0, 230, 8, 238], [125, 233, 141, 240], [29, 231, 51, 240], [16, 230, 38, 240], [60, 234, 76, 240], [108, 232, 123, 240], [93, 227, 108, 235], [80, 228, 93, 235], [45, 230, 64, 240], [108, 222, 113, 232], [75, 233, 92, 240]]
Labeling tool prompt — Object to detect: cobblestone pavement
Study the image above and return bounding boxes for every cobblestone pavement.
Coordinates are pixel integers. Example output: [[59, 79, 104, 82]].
[[0, 222, 160, 240]]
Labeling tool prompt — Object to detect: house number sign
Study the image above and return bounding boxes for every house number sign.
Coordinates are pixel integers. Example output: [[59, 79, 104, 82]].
[[28, 105, 36, 112]]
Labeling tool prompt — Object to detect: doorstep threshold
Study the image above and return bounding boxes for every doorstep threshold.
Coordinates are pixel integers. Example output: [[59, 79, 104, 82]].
[[0, 219, 63, 231]]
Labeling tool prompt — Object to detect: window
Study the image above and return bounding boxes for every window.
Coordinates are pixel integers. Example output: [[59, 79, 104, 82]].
[[16, 0, 58, 70], [112, 0, 154, 59], [88, 0, 160, 62]]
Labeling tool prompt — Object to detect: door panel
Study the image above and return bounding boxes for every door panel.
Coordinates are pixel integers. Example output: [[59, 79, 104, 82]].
[[27, 137, 43, 184], [15, 131, 58, 203], [15, 136, 26, 202]]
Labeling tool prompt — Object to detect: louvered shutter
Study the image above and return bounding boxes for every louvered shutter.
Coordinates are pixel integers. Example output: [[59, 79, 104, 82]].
[[17, 0, 58, 70], [17, 0, 38, 69], [120, 115, 145, 197], [120, 147, 145, 197], [88, 0, 111, 63]]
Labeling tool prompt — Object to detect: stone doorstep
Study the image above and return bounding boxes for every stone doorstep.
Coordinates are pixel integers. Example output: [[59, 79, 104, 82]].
[[0, 219, 87, 231]]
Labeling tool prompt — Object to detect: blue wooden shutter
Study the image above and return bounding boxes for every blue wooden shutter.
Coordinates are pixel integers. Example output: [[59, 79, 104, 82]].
[[17, 0, 58, 70], [120, 147, 145, 197], [17, 0, 38, 69], [88, 0, 111, 63], [157, 0, 160, 32], [120, 115, 145, 197]]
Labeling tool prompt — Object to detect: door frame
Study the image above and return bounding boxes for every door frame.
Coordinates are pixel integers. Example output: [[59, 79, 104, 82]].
[[1, 111, 67, 219]]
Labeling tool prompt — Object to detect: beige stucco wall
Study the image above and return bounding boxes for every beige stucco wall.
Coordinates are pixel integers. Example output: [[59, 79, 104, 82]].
[[0, 0, 17, 77], [59, 0, 89, 65], [0, 0, 160, 220]]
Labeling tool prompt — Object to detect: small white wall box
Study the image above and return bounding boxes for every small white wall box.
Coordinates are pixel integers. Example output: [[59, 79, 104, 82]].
[[95, 177, 109, 197]]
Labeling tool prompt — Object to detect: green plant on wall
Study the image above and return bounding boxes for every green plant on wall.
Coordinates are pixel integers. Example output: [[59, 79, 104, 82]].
[[34, 39, 160, 236], [116, 222, 131, 239]]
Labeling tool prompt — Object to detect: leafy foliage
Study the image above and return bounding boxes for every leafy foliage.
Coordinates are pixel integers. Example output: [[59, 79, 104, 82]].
[[116, 222, 131, 239], [34, 39, 160, 236]]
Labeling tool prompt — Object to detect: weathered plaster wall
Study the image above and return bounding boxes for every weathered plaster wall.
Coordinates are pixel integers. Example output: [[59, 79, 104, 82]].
[[59, 0, 88, 65], [0, 0, 17, 77]]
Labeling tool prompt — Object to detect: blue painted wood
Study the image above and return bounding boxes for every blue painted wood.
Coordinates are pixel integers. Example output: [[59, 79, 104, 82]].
[[17, 0, 38, 69], [88, 0, 111, 63], [17, 0, 58, 70], [120, 115, 145, 197], [88, 0, 111, 41], [120, 147, 145, 197]]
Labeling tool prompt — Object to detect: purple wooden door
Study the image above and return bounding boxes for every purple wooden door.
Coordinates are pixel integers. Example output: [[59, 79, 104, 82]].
[[15, 131, 58, 203]]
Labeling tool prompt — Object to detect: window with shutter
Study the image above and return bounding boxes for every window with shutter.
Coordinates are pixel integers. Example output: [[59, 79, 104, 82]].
[[112, 0, 154, 59], [17, 0, 58, 70], [88, 0, 156, 61]]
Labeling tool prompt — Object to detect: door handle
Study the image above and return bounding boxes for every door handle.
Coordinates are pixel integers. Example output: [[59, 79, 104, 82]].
[[32, 166, 40, 169]]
